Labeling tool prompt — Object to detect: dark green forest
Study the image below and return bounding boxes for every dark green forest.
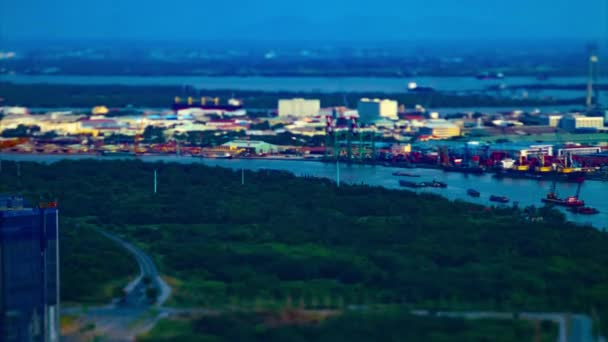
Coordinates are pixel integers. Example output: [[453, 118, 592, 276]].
[[60, 218, 138, 303], [0, 82, 583, 109], [0, 159, 607, 335], [138, 311, 557, 342]]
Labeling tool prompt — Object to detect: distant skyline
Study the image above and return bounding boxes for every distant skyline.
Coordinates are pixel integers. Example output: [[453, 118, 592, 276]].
[[1, 0, 607, 42]]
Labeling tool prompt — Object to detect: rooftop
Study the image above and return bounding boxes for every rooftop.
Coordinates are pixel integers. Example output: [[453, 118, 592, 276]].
[[0, 195, 28, 211]]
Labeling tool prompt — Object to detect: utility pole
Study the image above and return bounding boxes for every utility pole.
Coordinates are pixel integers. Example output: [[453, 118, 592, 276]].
[[241, 167, 244, 185], [336, 159, 340, 187], [154, 169, 157, 194]]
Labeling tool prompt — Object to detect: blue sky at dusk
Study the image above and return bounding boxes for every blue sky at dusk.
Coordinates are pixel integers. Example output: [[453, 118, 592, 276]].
[[1, 0, 606, 41]]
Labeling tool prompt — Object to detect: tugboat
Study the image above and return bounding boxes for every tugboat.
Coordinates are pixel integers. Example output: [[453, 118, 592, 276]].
[[541, 180, 585, 207], [467, 189, 481, 197], [568, 206, 599, 215], [490, 195, 510, 203], [392, 171, 420, 177]]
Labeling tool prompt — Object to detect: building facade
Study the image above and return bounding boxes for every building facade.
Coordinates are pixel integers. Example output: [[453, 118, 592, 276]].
[[278, 99, 321, 117], [357, 98, 398, 123], [0, 196, 59, 342], [419, 120, 461, 139], [560, 115, 605, 131], [222, 140, 279, 154]]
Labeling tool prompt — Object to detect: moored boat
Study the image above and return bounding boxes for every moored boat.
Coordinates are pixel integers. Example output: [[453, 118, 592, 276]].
[[467, 189, 480, 197]]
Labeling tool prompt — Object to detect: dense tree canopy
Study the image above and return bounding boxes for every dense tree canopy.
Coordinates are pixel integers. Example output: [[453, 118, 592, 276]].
[[0, 159, 606, 335]]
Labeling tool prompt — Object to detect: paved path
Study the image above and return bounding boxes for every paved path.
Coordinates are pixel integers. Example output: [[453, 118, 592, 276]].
[[62, 229, 172, 341]]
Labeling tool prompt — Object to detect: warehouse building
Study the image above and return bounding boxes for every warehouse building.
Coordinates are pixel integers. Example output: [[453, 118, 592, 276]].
[[419, 120, 461, 139], [278, 98, 321, 117], [357, 98, 398, 123], [559, 115, 604, 131], [222, 140, 279, 154]]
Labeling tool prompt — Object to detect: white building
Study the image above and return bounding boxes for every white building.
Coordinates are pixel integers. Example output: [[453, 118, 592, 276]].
[[278, 98, 321, 117], [357, 98, 398, 123], [560, 115, 604, 131]]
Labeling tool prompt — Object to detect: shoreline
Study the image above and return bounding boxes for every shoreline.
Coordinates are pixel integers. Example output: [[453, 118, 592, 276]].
[[2, 152, 605, 231]]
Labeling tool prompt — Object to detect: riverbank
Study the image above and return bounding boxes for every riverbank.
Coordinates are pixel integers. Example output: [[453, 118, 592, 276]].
[[2, 153, 606, 229]]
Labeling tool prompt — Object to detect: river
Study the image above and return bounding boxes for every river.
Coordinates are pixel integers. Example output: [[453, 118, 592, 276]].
[[1, 153, 606, 230], [0, 74, 589, 99]]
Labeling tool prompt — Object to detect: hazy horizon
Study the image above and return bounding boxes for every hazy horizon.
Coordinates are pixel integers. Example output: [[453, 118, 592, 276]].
[[1, 0, 606, 43]]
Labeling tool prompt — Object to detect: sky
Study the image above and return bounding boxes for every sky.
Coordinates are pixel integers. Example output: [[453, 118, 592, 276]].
[[0, 0, 607, 42]]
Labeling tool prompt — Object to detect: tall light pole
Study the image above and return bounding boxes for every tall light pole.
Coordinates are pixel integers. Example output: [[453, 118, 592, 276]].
[[154, 169, 157, 194]]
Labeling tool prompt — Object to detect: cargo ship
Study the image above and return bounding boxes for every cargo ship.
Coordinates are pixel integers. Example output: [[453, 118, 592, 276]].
[[542, 193, 585, 207], [541, 181, 585, 207]]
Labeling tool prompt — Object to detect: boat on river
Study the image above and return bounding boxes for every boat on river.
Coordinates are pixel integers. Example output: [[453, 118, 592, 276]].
[[467, 189, 480, 197]]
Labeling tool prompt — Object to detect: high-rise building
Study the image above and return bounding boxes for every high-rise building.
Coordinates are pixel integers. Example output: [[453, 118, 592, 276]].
[[0, 196, 59, 342]]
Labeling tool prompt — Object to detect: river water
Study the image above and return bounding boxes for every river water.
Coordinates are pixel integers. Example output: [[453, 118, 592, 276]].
[[0, 74, 589, 99], [1, 154, 606, 229]]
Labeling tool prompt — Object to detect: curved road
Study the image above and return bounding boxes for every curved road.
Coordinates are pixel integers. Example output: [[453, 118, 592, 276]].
[[63, 229, 172, 342], [96, 229, 171, 307]]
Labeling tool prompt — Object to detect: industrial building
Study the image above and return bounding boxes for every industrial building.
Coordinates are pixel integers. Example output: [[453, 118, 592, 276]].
[[0, 196, 60, 342], [559, 115, 605, 131], [419, 120, 461, 139], [278, 98, 321, 117], [357, 98, 398, 123], [222, 140, 279, 154]]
